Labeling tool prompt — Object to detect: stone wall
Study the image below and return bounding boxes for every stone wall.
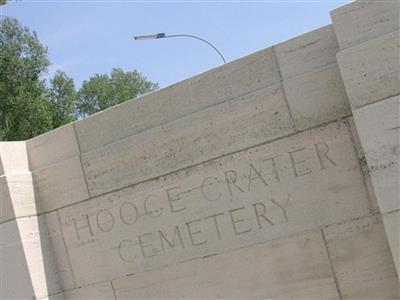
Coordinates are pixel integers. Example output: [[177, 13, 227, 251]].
[[1, 1, 399, 299], [331, 0, 400, 276]]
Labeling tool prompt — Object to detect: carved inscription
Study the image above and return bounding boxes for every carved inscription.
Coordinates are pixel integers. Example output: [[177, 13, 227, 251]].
[[69, 142, 337, 264]]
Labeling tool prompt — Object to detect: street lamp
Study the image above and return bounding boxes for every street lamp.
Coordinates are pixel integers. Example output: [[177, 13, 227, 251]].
[[134, 33, 226, 63]]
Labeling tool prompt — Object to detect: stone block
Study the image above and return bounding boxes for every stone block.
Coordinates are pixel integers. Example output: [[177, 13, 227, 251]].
[[331, 0, 400, 49], [26, 124, 80, 171], [323, 215, 399, 299], [382, 211, 400, 275], [191, 46, 281, 104], [82, 84, 294, 197], [0, 141, 29, 174], [337, 30, 400, 108], [275, 25, 339, 79], [353, 96, 400, 214], [74, 80, 192, 153], [0, 173, 37, 223], [283, 64, 350, 130], [33, 156, 89, 213], [112, 230, 340, 299], [58, 121, 370, 286]]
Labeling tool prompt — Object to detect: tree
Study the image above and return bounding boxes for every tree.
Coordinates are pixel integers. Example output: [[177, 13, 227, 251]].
[[0, 17, 53, 140], [48, 70, 78, 128], [77, 68, 158, 117], [0, 17, 159, 140]]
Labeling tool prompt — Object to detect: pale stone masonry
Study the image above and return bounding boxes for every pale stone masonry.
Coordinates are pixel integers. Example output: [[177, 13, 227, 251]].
[[0, 1, 399, 299]]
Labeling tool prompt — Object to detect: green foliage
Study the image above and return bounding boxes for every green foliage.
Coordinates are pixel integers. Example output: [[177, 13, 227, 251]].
[[0, 17, 158, 141], [78, 68, 158, 117], [48, 70, 78, 127], [0, 0, 7, 6], [0, 16, 53, 140]]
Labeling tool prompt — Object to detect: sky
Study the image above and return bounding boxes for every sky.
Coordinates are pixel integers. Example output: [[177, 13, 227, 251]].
[[1, 0, 350, 89]]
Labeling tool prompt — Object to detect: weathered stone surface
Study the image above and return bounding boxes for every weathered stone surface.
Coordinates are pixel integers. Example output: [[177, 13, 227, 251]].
[[113, 230, 340, 299], [275, 25, 339, 80], [49, 282, 115, 300], [191, 46, 281, 104], [331, 0, 400, 49], [82, 84, 294, 197], [324, 215, 399, 299], [26, 124, 80, 171], [42, 282, 115, 300], [58, 122, 370, 286], [33, 157, 89, 213], [17, 216, 63, 299], [45, 211, 76, 291], [382, 210, 400, 275], [0, 219, 35, 299], [0, 141, 29, 174], [40, 293, 65, 300], [0, 173, 36, 223], [0, 175, 15, 223], [353, 96, 400, 214], [74, 80, 192, 153], [75, 46, 281, 154], [347, 117, 379, 213], [0, 142, 34, 223], [1, 216, 62, 299], [337, 30, 400, 108], [283, 64, 350, 130]]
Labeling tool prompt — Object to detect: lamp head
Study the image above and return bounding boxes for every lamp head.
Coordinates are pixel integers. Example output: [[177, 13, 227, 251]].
[[134, 33, 166, 40]]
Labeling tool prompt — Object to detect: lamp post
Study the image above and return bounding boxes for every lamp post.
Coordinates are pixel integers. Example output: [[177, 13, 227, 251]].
[[134, 33, 226, 63]]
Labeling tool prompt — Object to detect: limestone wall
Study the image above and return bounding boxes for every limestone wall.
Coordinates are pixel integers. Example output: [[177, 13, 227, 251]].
[[1, 1, 399, 299], [331, 1, 400, 276]]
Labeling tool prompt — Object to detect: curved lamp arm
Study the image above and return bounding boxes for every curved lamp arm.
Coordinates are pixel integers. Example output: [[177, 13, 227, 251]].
[[134, 33, 226, 63]]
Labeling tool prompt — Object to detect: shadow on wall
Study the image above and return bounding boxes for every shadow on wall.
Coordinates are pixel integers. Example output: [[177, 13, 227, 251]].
[[32, 182, 65, 299]]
